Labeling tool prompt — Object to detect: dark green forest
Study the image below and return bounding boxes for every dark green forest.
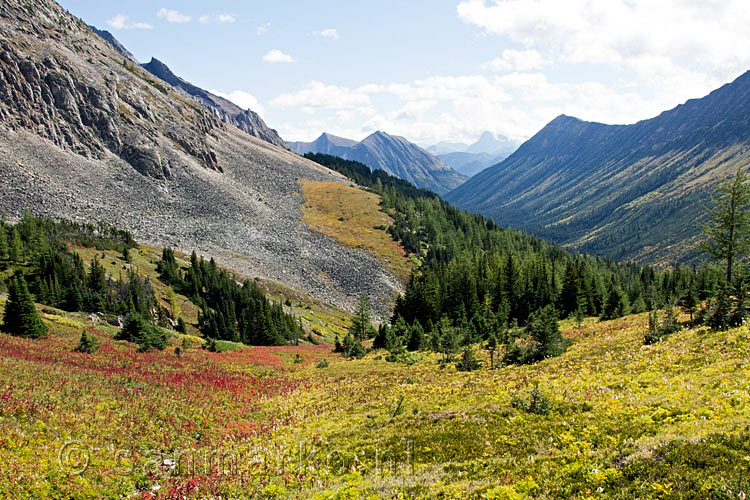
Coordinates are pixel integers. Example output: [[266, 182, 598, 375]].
[[156, 248, 304, 346], [0, 212, 303, 348], [306, 153, 728, 363]]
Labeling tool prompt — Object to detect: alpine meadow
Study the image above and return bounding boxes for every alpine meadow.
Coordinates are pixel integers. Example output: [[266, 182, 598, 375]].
[[1, 0, 750, 498]]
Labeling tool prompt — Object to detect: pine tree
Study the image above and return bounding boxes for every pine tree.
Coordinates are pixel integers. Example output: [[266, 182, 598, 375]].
[[600, 284, 630, 320], [678, 283, 699, 324], [700, 167, 750, 284], [2, 271, 48, 338], [349, 293, 375, 340], [407, 321, 425, 351], [528, 305, 567, 360], [438, 316, 458, 362], [8, 227, 22, 263], [0, 224, 8, 262], [74, 330, 98, 354], [456, 345, 480, 371]]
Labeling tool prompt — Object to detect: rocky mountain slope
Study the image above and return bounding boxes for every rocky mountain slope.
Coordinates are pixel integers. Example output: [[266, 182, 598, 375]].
[[141, 57, 287, 150], [290, 131, 467, 195], [447, 71, 750, 264], [0, 0, 402, 316]]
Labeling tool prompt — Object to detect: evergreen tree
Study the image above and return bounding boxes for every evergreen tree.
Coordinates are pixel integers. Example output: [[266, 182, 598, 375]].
[[678, 283, 699, 324], [438, 316, 459, 362], [116, 313, 168, 351], [74, 330, 98, 354], [0, 224, 8, 262], [700, 167, 750, 283], [407, 320, 425, 351], [8, 227, 22, 263], [601, 284, 630, 320], [528, 305, 567, 360], [2, 271, 48, 338], [349, 293, 375, 340], [456, 345, 480, 371]]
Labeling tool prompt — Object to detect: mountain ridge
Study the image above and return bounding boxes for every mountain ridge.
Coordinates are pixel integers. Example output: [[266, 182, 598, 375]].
[[446, 71, 750, 264], [141, 57, 287, 149], [290, 130, 467, 195]]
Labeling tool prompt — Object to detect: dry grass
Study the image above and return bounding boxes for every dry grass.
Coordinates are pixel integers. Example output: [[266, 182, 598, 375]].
[[299, 180, 413, 284]]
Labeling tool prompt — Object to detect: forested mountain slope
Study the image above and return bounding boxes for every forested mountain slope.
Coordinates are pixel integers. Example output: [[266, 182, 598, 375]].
[[446, 71, 750, 264]]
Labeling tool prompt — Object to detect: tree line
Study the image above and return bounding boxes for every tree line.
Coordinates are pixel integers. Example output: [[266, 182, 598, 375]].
[[307, 153, 734, 368]]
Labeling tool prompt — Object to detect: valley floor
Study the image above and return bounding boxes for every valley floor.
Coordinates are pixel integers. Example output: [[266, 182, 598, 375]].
[[1, 306, 749, 499]]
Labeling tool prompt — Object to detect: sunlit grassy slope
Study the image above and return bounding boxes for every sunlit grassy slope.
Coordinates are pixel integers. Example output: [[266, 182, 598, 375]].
[[299, 180, 414, 284], [1, 290, 749, 498]]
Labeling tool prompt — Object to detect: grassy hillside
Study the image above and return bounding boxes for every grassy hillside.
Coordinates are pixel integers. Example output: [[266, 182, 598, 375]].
[[299, 180, 414, 284], [2, 299, 749, 498]]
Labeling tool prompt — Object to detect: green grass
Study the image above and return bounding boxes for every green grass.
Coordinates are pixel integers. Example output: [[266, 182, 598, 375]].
[[1, 302, 748, 498]]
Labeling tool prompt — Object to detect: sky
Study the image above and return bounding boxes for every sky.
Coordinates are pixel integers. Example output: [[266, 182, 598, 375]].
[[58, 0, 750, 147]]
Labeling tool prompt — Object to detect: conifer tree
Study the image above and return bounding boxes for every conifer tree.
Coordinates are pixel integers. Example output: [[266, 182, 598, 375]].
[[74, 330, 98, 354], [701, 167, 750, 284], [407, 320, 425, 351], [0, 224, 8, 262], [349, 293, 375, 340], [2, 271, 48, 338], [8, 227, 22, 263], [485, 330, 499, 369]]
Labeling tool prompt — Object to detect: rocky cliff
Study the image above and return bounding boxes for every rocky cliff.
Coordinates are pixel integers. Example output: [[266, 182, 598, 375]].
[[0, 0, 402, 317], [141, 57, 287, 150]]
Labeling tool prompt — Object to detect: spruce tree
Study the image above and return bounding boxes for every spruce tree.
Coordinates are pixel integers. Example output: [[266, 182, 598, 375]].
[[700, 167, 750, 284], [485, 330, 499, 369], [74, 330, 98, 354], [528, 305, 567, 360], [349, 293, 375, 340], [2, 271, 48, 338], [407, 321, 425, 351]]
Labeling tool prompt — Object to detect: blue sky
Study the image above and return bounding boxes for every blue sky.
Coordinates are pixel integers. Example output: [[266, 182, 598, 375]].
[[59, 0, 750, 146]]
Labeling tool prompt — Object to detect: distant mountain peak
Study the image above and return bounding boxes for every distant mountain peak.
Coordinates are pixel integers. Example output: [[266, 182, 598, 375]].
[[290, 131, 466, 194], [141, 57, 287, 149], [89, 25, 136, 62]]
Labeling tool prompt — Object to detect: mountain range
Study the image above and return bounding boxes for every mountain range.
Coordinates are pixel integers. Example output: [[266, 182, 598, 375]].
[[289, 131, 467, 195], [0, 0, 401, 315], [446, 71, 750, 264], [141, 57, 287, 150], [427, 131, 520, 178]]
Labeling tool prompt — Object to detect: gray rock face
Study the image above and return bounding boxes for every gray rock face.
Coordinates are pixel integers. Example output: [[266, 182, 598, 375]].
[[0, 7, 223, 178], [289, 131, 467, 195], [141, 57, 288, 150], [87, 25, 136, 62], [0, 0, 403, 318]]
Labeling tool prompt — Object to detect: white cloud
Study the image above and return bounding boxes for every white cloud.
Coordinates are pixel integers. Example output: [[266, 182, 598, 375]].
[[199, 13, 237, 24], [106, 14, 152, 30], [210, 89, 264, 114], [270, 81, 371, 110], [315, 28, 340, 39], [262, 49, 295, 64], [457, 0, 750, 79], [157, 8, 191, 24], [256, 23, 270, 35], [275, 2, 750, 147], [482, 49, 547, 72]]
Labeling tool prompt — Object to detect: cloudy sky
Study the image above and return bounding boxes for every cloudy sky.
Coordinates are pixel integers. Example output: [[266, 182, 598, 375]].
[[59, 0, 750, 146]]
